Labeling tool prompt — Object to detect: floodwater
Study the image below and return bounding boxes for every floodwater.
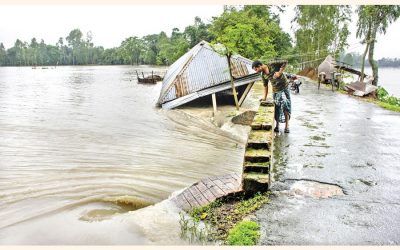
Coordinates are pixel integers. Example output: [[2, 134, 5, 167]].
[[0, 65, 248, 244]]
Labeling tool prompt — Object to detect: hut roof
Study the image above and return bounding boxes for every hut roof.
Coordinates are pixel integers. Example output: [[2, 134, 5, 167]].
[[157, 41, 259, 108], [318, 55, 336, 79]]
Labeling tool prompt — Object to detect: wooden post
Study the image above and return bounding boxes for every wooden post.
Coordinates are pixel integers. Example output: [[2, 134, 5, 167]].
[[238, 82, 254, 106], [227, 54, 239, 111], [142, 72, 145, 79], [212, 93, 217, 116]]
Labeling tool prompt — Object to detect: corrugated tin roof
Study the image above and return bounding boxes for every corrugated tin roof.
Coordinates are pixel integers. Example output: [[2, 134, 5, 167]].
[[162, 73, 261, 109], [157, 40, 256, 106]]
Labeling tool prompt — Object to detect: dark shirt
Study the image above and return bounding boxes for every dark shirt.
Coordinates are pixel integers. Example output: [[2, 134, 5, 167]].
[[261, 64, 289, 93]]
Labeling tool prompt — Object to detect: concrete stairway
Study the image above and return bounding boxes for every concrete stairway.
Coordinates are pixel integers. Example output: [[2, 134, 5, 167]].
[[242, 100, 274, 193]]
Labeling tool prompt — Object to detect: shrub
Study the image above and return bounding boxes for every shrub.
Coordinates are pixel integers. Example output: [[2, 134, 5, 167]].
[[226, 220, 260, 246]]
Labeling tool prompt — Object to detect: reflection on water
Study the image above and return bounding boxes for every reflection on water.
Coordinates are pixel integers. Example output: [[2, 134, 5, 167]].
[[0, 66, 246, 244]]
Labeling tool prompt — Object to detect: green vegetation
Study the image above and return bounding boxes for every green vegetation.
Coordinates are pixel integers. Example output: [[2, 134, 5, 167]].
[[226, 221, 260, 246], [375, 86, 400, 112], [356, 6, 400, 85], [209, 6, 292, 61], [0, 16, 211, 66], [292, 5, 351, 68], [376, 101, 400, 112], [182, 192, 269, 245], [179, 212, 211, 245]]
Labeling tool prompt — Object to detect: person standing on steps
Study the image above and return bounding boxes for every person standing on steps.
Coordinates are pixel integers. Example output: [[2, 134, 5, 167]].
[[252, 60, 291, 133]]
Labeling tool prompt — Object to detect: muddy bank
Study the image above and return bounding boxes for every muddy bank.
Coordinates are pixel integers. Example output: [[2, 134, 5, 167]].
[[297, 67, 318, 81]]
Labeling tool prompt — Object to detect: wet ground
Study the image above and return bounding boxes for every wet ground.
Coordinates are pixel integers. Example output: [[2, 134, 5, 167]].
[[255, 79, 400, 245]]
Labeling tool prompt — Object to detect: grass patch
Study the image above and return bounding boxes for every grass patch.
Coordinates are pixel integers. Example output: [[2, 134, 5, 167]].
[[186, 192, 270, 244], [226, 221, 260, 246], [375, 100, 400, 112]]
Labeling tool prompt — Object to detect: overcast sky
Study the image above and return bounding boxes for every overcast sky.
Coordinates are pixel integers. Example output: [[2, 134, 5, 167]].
[[1, 5, 399, 59]]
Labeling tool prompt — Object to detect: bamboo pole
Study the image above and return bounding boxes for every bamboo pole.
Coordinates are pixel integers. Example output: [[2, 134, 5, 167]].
[[227, 54, 239, 111], [212, 93, 217, 116], [238, 82, 254, 106]]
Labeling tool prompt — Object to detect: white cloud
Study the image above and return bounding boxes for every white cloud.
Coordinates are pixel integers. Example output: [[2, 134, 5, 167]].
[[0, 5, 223, 48]]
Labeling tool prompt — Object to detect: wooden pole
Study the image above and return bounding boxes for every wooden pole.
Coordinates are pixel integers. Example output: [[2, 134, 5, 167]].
[[212, 93, 217, 116], [238, 82, 254, 106], [227, 54, 239, 111]]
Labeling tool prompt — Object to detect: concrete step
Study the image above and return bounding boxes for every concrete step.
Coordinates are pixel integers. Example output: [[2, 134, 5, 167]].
[[243, 161, 270, 174], [250, 105, 274, 131], [247, 141, 269, 149], [242, 173, 270, 193], [244, 148, 271, 162], [247, 130, 272, 150], [251, 122, 273, 131]]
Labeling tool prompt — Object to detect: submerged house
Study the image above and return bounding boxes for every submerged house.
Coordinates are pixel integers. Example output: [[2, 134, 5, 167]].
[[157, 41, 261, 109]]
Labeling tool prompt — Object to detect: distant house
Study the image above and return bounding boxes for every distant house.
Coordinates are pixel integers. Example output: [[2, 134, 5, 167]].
[[157, 41, 260, 109]]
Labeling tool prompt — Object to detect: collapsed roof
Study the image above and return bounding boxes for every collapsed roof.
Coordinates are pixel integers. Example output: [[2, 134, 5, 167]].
[[157, 41, 260, 109]]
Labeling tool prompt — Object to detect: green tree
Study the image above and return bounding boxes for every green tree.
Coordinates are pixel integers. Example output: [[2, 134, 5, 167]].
[[0, 43, 6, 66], [56, 37, 67, 65], [13, 39, 26, 66], [29, 38, 39, 65], [66, 29, 84, 65], [142, 34, 160, 65], [184, 16, 213, 47], [120, 36, 145, 65], [356, 5, 400, 85], [209, 6, 277, 60], [293, 5, 351, 68], [342, 53, 354, 66], [101, 47, 122, 65], [169, 28, 190, 63]]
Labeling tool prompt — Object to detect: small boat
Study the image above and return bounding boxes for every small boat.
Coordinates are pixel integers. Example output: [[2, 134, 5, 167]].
[[136, 70, 163, 84]]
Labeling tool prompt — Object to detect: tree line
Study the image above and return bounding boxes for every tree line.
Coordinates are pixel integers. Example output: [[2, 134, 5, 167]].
[[341, 52, 400, 68]]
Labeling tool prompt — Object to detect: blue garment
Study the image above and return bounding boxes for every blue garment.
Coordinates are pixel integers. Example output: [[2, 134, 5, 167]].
[[273, 87, 291, 123]]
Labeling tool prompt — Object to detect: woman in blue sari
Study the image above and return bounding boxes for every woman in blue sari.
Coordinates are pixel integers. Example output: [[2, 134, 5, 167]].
[[252, 60, 291, 133]]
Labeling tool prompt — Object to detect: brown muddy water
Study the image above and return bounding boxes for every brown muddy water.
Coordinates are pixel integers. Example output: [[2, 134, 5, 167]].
[[0, 65, 256, 244]]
